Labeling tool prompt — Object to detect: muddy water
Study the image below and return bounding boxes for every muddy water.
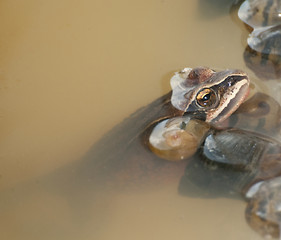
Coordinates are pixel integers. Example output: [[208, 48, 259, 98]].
[[0, 0, 269, 239]]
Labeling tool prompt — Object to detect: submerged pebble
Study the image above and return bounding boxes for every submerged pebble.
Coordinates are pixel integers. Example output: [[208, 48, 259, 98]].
[[246, 177, 281, 239], [238, 0, 281, 55], [149, 117, 210, 161]]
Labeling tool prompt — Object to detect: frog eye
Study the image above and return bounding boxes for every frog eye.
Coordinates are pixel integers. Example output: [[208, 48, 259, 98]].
[[196, 88, 217, 108]]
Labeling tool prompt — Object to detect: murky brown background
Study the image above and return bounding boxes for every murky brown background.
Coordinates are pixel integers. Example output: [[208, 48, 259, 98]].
[[0, 0, 268, 239]]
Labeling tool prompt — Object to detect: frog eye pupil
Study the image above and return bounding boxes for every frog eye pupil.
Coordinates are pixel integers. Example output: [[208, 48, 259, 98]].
[[202, 93, 210, 101]]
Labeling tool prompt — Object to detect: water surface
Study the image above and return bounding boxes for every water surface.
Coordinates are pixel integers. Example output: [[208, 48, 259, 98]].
[[0, 0, 270, 239]]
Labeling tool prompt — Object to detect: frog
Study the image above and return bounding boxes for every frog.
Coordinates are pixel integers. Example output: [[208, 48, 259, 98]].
[[169, 67, 250, 123]]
